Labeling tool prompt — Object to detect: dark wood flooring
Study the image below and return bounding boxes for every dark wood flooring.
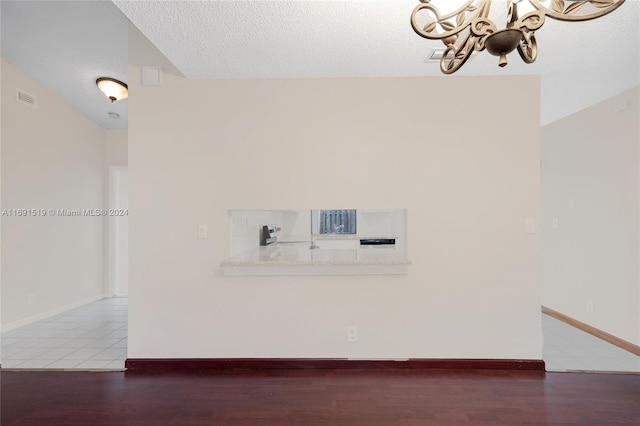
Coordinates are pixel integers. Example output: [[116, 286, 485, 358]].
[[2, 369, 639, 425]]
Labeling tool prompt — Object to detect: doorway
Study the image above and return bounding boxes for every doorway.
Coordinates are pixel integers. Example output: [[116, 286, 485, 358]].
[[109, 167, 129, 297]]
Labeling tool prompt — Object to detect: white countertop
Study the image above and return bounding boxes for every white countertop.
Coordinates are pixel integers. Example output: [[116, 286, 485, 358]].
[[221, 242, 410, 267], [279, 235, 399, 242]]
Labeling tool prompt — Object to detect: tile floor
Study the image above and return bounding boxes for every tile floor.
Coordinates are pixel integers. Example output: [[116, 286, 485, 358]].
[[1, 297, 127, 370], [542, 313, 640, 373], [2, 301, 639, 372]]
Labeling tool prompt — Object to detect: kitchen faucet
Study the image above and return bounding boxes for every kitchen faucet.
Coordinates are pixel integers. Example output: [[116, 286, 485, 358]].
[[333, 224, 345, 233]]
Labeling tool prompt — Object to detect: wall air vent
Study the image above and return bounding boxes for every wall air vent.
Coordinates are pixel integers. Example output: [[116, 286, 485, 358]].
[[16, 89, 37, 108], [425, 49, 477, 64]]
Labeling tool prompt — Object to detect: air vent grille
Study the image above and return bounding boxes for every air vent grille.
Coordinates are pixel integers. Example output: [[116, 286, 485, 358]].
[[425, 49, 477, 64], [16, 89, 37, 108]]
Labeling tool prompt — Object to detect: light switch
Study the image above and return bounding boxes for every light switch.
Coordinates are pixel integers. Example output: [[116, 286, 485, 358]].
[[525, 218, 536, 234], [198, 224, 208, 239], [552, 218, 559, 230]]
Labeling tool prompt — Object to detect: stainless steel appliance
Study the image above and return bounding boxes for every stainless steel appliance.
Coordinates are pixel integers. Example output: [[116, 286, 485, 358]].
[[359, 238, 396, 247], [260, 224, 281, 246]]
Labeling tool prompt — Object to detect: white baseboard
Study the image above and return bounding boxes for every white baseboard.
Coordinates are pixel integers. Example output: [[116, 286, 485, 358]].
[[1, 293, 107, 333]]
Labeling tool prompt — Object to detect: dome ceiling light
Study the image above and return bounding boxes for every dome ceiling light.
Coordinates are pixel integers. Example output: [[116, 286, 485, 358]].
[[96, 77, 128, 102], [410, 0, 626, 74]]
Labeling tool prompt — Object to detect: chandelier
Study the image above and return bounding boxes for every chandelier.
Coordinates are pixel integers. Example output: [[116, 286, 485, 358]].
[[410, 0, 626, 74]]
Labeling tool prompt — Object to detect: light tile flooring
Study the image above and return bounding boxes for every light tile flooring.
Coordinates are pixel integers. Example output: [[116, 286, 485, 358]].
[[1, 297, 127, 370], [542, 313, 640, 373], [2, 301, 638, 372]]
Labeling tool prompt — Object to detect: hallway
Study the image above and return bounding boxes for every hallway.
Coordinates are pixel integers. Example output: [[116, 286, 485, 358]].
[[541, 313, 639, 372], [1, 298, 127, 369]]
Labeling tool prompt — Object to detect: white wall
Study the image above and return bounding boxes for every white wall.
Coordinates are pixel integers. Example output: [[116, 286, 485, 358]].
[[105, 129, 128, 168], [113, 169, 129, 296], [542, 86, 640, 345], [281, 210, 310, 241], [229, 210, 284, 256], [1, 59, 107, 330], [128, 50, 542, 360], [105, 129, 128, 297], [357, 210, 405, 240]]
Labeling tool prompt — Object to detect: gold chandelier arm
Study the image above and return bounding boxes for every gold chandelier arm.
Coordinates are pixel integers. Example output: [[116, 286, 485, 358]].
[[514, 11, 546, 31], [410, 0, 490, 41], [410, 0, 496, 73], [469, 17, 499, 50], [439, 33, 478, 74], [529, 0, 625, 22], [436, 17, 497, 73], [517, 32, 538, 63], [512, 11, 545, 63]]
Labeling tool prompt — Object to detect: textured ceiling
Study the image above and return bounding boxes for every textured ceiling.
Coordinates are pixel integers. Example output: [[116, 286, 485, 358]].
[[113, 0, 640, 125], [2, 1, 639, 129]]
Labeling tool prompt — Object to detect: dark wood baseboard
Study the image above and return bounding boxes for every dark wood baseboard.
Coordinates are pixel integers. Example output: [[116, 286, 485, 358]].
[[125, 358, 545, 372], [542, 306, 640, 356]]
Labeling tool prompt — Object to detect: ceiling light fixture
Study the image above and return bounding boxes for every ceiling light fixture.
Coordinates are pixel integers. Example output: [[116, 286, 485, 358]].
[[410, 0, 625, 74], [96, 77, 128, 102]]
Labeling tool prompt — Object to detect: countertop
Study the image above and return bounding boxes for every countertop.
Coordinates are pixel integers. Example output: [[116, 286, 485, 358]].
[[220, 242, 411, 267]]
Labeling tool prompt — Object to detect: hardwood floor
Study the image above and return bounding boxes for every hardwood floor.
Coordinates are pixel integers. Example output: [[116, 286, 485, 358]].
[[2, 369, 639, 425]]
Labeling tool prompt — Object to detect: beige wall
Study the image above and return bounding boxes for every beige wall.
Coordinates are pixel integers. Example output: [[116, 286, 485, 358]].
[[542, 86, 640, 345], [1, 59, 107, 330], [128, 64, 542, 359], [105, 129, 128, 168]]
